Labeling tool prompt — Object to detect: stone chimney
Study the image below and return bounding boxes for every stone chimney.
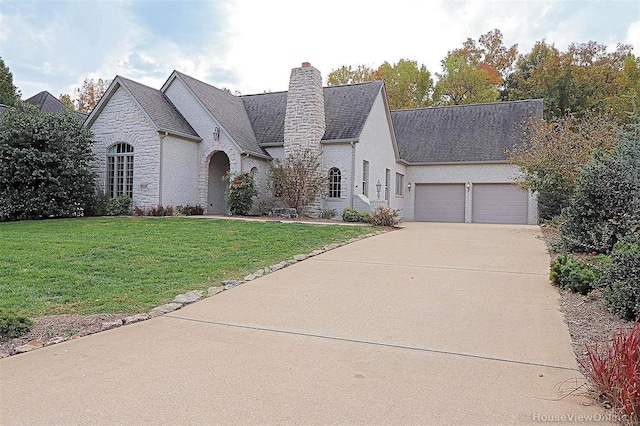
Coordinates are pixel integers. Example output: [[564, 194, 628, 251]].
[[283, 62, 325, 158]]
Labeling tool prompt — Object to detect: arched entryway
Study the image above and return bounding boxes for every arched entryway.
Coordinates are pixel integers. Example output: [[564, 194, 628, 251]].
[[207, 151, 230, 215]]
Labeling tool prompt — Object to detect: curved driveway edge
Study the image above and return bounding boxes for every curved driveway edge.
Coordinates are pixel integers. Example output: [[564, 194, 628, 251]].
[[0, 222, 611, 425]]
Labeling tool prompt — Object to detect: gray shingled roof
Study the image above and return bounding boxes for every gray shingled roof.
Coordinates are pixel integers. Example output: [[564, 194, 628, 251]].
[[241, 81, 384, 146], [118, 77, 198, 138], [24, 91, 87, 120], [174, 72, 266, 157], [391, 99, 543, 163]]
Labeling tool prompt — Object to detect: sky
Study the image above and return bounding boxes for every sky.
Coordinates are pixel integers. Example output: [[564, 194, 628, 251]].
[[1, 0, 639, 100]]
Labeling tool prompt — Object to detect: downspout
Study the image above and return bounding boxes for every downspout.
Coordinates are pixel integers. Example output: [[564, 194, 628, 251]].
[[240, 152, 250, 172], [350, 140, 356, 209], [159, 131, 168, 205]]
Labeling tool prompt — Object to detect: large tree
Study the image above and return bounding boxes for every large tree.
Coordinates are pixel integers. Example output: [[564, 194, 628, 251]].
[[432, 54, 500, 105], [504, 41, 635, 122], [505, 113, 618, 219], [448, 29, 518, 82], [0, 57, 21, 106], [432, 29, 517, 106], [327, 59, 432, 109], [327, 65, 375, 86], [0, 103, 96, 221], [374, 59, 432, 109], [61, 78, 111, 114]]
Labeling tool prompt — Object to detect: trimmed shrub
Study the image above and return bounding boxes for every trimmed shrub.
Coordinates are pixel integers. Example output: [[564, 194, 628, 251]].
[[0, 311, 34, 340], [342, 207, 370, 223], [602, 242, 640, 320], [175, 205, 204, 216], [134, 205, 175, 217], [224, 171, 257, 216], [550, 254, 609, 295], [368, 206, 401, 227], [85, 191, 110, 216], [105, 195, 131, 216], [256, 198, 279, 216], [320, 208, 337, 219], [580, 322, 640, 423]]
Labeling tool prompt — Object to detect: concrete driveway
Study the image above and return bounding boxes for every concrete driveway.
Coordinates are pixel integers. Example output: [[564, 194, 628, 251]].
[[0, 222, 609, 425]]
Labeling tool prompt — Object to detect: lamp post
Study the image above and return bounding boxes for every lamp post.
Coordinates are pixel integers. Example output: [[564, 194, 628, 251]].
[[376, 180, 382, 199]]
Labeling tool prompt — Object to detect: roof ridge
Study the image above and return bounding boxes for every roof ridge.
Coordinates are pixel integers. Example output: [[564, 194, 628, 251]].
[[391, 98, 543, 113]]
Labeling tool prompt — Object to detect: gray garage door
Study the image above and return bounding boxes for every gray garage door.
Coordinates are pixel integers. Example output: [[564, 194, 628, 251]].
[[414, 184, 465, 222], [472, 184, 528, 224]]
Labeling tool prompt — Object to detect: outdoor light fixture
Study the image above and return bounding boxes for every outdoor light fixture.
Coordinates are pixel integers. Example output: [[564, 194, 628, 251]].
[[407, 182, 411, 191], [376, 180, 382, 199], [213, 126, 220, 141], [466, 182, 471, 189]]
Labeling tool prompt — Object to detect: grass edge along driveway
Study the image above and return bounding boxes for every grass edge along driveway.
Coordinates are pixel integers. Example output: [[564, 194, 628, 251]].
[[0, 217, 376, 317]]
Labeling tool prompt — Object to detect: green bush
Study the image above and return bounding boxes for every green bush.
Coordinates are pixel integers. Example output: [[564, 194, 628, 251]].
[[85, 191, 109, 216], [0, 311, 34, 340], [368, 206, 401, 227], [105, 195, 132, 216], [549, 254, 609, 295], [342, 207, 370, 223], [0, 104, 96, 221], [134, 205, 174, 216], [602, 242, 640, 320], [320, 208, 337, 219], [559, 131, 640, 253], [256, 198, 278, 216], [175, 205, 204, 216], [224, 171, 257, 216]]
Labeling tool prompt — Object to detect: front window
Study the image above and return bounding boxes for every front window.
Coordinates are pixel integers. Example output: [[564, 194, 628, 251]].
[[395, 172, 404, 196], [107, 143, 134, 198], [362, 161, 369, 197], [385, 169, 390, 201], [328, 167, 341, 198]]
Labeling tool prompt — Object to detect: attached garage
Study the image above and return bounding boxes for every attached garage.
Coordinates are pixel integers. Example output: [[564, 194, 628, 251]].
[[414, 184, 465, 222], [472, 183, 528, 224]]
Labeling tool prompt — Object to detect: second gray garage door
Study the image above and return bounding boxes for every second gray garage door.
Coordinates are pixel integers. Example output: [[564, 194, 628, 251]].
[[472, 184, 528, 224], [415, 184, 465, 222]]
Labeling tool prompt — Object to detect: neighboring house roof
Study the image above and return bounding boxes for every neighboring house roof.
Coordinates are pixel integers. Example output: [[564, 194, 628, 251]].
[[117, 76, 199, 139], [241, 80, 384, 146], [172, 71, 267, 157], [24, 91, 87, 120], [391, 99, 543, 163]]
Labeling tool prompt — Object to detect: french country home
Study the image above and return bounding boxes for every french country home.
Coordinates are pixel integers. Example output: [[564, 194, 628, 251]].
[[86, 62, 541, 224]]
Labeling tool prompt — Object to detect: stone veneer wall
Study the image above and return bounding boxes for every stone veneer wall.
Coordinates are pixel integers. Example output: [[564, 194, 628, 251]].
[[89, 85, 161, 207], [283, 63, 326, 216]]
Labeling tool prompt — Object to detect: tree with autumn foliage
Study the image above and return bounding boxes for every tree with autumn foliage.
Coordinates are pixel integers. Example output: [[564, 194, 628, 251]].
[[327, 59, 432, 109], [505, 113, 618, 218], [61, 78, 111, 114], [433, 29, 516, 106], [504, 41, 636, 122], [327, 65, 375, 86]]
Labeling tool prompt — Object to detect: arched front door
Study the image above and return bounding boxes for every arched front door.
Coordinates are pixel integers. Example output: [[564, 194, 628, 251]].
[[207, 151, 230, 215]]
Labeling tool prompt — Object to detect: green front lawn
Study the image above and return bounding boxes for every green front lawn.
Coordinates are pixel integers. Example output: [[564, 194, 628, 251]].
[[0, 217, 375, 316]]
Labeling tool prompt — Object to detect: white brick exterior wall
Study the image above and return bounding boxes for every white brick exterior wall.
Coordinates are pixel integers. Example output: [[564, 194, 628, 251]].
[[354, 92, 407, 215], [89, 85, 161, 207], [404, 162, 538, 223], [321, 143, 353, 216], [163, 77, 241, 208], [160, 135, 199, 206]]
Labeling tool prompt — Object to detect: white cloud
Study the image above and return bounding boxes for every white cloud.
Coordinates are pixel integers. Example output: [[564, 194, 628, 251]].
[[2, 0, 638, 98], [626, 20, 640, 52]]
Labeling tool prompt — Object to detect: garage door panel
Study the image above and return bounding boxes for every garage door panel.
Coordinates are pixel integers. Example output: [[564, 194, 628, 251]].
[[415, 184, 465, 222], [472, 184, 527, 224]]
